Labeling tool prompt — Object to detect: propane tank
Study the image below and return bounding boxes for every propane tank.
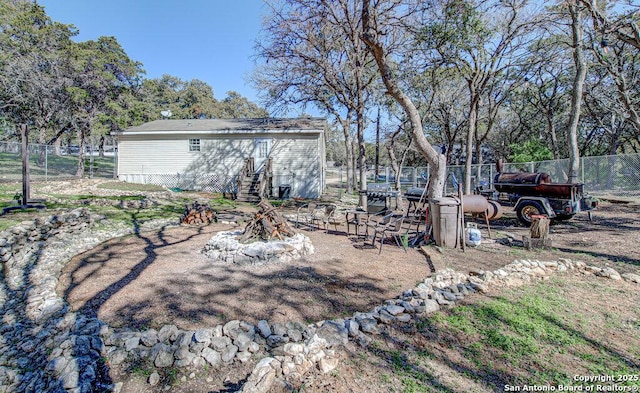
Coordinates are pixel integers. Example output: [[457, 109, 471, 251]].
[[465, 223, 481, 247]]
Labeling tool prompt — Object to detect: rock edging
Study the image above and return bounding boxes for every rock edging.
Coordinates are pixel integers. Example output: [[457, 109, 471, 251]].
[[0, 209, 178, 392], [0, 212, 638, 392], [239, 259, 639, 392]]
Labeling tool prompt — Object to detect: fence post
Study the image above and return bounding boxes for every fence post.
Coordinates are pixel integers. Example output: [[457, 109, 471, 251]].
[[113, 146, 117, 179], [45, 145, 48, 182], [412, 167, 417, 187], [581, 157, 585, 183], [20, 124, 30, 205], [489, 163, 494, 186]]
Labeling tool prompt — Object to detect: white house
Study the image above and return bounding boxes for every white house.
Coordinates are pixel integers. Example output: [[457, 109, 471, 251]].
[[112, 118, 327, 199]]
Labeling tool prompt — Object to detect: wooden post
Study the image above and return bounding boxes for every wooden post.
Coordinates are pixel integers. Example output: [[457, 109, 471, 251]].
[[530, 215, 550, 239], [525, 215, 551, 249], [20, 124, 30, 206], [458, 183, 465, 251]]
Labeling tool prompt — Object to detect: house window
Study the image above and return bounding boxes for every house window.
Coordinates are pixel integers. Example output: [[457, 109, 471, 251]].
[[189, 138, 200, 152], [256, 140, 268, 158]]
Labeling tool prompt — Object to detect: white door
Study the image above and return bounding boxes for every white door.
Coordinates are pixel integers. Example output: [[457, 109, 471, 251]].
[[253, 138, 271, 172]]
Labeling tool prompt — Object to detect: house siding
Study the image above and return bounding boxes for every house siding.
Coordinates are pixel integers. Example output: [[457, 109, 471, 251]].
[[116, 128, 325, 198], [269, 135, 321, 198]]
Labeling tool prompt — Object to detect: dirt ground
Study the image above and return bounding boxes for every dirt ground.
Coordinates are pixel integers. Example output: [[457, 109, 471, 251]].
[[51, 193, 640, 392], [57, 199, 640, 331]]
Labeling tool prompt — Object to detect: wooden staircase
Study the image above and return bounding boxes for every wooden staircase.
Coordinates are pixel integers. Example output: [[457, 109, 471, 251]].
[[236, 172, 262, 203], [236, 157, 272, 203]]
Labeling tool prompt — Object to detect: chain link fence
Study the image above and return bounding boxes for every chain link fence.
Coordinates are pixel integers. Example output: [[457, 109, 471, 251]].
[[0, 141, 116, 182], [127, 173, 237, 194], [3, 139, 639, 198], [365, 153, 640, 198]]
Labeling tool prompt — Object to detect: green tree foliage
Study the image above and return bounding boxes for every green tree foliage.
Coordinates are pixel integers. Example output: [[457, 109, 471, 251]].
[[0, 0, 76, 143], [216, 91, 268, 119], [508, 139, 553, 163], [0, 1, 268, 176], [136, 76, 267, 122]]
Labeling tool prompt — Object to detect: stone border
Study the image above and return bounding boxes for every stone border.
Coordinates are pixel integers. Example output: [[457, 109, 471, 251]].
[[0, 209, 178, 392], [45, 195, 160, 209], [201, 230, 314, 265], [0, 211, 638, 392]]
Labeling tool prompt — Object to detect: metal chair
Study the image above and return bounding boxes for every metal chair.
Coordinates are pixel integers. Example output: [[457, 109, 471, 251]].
[[295, 202, 318, 229], [368, 213, 407, 254], [311, 204, 341, 233]]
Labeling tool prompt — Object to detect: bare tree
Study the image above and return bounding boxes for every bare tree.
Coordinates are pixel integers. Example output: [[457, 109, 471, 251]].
[[579, 0, 640, 50], [253, 0, 380, 197], [419, 0, 543, 193], [361, 0, 447, 199], [564, 0, 588, 183]]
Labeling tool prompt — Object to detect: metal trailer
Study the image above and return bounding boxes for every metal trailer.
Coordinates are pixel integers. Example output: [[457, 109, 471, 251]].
[[491, 172, 598, 226]]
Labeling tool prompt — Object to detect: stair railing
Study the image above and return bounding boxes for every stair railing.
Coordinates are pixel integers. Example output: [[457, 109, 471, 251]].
[[237, 157, 255, 199], [257, 158, 273, 199]]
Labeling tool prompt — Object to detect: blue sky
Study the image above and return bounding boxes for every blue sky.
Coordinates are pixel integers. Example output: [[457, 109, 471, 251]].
[[38, 0, 267, 105]]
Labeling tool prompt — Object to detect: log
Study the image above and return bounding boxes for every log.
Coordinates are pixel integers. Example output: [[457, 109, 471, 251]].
[[530, 215, 550, 239], [181, 201, 216, 225], [240, 198, 295, 242]]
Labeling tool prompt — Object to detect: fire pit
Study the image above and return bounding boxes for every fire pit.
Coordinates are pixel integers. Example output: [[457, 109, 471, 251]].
[[201, 199, 314, 265], [202, 230, 313, 265]]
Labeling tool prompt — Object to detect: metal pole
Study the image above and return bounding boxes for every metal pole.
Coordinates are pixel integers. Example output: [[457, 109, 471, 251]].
[[489, 163, 494, 188], [412, 167, 417, 188], [20, 124, 30, 205], [45, 144, 48, 182], [89, 141, 94, 178]]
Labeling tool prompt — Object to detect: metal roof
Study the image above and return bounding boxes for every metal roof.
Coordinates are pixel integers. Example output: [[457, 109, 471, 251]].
[[115, 118, 326, 135]]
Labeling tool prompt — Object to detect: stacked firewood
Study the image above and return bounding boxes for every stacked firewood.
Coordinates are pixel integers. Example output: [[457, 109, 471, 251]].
[[182, 201, 216, 225], [239, 199, 295, 243]]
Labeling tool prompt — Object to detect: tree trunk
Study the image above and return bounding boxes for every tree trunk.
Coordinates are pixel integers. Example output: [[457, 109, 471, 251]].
[[474, 141, 483, 190], [567, 0, 586, 184], [351, 138, 358, 192], [341, 115, 355, 193], [99, 135, 106, 158], [387, 126, 412, 209], [357, 112, 367, 207], [76, 127, 86, 178], [465, 88, 479, 195], [54, 138, 61, 156], [361, 1, 446, 199], [546, 110, 560, 160], [375, 107, 381, 181]]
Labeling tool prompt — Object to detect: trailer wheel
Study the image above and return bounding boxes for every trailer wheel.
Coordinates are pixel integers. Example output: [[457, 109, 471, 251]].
[[516, 201, 545, 226]]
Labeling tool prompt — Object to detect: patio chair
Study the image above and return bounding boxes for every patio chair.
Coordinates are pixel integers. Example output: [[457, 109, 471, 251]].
[[310, 204, 341, 233], [369, 213, 407, 254], [404, 208, 426, 234], [296, 202, 338, 231], [363, 209, 393, 238], [295, 202, 319, 229]]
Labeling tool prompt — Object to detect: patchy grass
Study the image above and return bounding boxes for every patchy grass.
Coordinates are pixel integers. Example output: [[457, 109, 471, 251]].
[[209, 194, 237, 209], [97, 181, 166, 192], [339, 276, 640, 393], [50, 194, 148, 202], [0, 151, 114, 180], [0, 181, 186, 233], [88, 204, 185, 229]]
